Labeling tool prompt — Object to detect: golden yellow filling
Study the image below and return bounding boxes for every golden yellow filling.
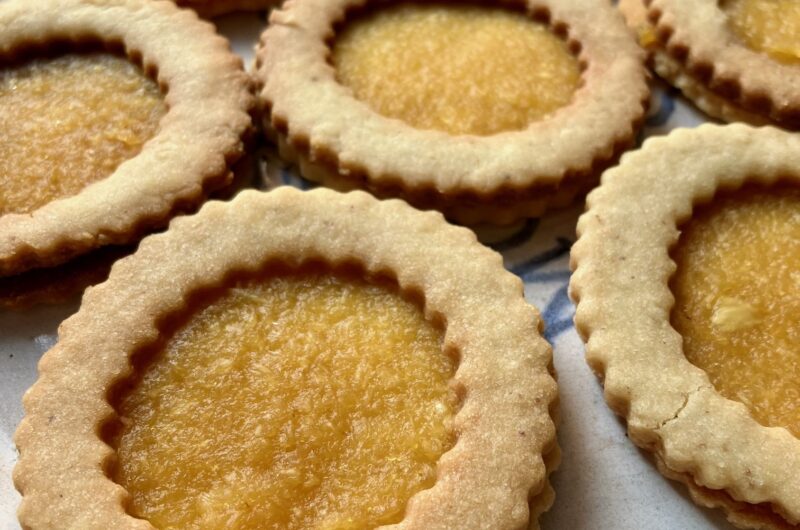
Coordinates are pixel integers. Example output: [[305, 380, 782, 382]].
[[116, 272, 456, 529], [332, 4, 581, 136], [672, 188, 800, 437], [0, 53, 166, 215], [724, 0, 800, 63]]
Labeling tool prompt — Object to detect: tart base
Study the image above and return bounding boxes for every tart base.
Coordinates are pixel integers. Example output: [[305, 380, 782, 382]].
[[174, 0, 276, 18], [622, 0, 800, 128], [618, 0, 772, 126], [656, 459, 796, 530], [272, 131, 606, 226], [0, 246, 131, 310], [0, 0, 255, 277]]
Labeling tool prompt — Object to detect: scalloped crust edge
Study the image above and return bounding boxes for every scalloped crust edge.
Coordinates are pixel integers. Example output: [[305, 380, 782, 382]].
[[618, 0, 773, 126], [266, 127, 621, 226], [15, 187, 560, 530], [569, 123, 800, 529], [255, 0, 649, 226], [0, 0, 256, 277], [643, 0, 800, 128], [656, 459, 799, 530]]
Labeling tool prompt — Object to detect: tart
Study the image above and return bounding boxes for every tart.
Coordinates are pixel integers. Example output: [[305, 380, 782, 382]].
[[0, 0, 254, 278], [255, 0, 649, 226], [14, 187, 559, 529], [570, 124, 800, 529], [173, 0, 277, 18], [619, 0, 800, 128]]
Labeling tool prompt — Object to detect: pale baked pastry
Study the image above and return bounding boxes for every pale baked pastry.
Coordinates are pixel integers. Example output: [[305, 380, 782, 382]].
[[256, 0, 649, 226], [0, 246, 132, 310], [0, 0, 254, 278], [570, 124, 800, 529], [619, 0, 800, 128], [173, 0, 277, 17], [15, 187, 559, 530]]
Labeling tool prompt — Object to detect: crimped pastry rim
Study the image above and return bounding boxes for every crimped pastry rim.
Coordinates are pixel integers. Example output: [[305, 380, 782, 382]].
[[14, 187, 558, 530], [645, 0, 800, 127], [569, 124, 800, 528], [619, 0, 771, 126], [0, 0, 254, 277], [254, 0, 648, 218]]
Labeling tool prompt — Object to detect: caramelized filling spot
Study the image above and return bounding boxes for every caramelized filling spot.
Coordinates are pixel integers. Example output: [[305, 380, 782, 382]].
[[0, 53, 166, 215], [332, 4, 581, 136], [672, 187, 800, 437], [115, 272, 456, 529], [724, 0, 800, 63]]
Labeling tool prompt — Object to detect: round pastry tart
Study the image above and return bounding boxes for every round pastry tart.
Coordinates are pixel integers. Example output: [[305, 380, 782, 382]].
[[14, 188, 559, 529], [255, 0, 648, 226], [173, 0, 277, 17], [570, 124, 800, 529], [0, 0, 254, 278], [619, 0, 800, 128]]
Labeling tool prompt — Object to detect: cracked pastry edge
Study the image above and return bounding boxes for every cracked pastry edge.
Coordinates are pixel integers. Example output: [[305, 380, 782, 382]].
[[569, 124, 800, 528], [643, 0, 800, 128], [173, 0, 277, 17], [255, 0, 649, 225], [0, 0, 255, 277], [618, 0, 773, 126], [14, 187, 559, 530]]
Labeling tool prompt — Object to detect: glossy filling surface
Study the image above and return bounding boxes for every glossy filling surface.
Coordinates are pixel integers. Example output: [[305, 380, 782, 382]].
[[116, 272, 456, 529], [0, 53, 166, 215], [332, 4, 581, 136], [724, 0, 800, 63], [672, 188, 800, 437]]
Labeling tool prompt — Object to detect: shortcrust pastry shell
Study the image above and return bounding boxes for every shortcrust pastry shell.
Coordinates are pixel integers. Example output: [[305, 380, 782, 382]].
[[570, 124, 800, 529], [618, 0, 769, 126], [174, 0, 277, 17], [621, 0, 800, 128], [14, 187, 559, 530], [0, 0, 254, 277], [255, 0, 649, 225]]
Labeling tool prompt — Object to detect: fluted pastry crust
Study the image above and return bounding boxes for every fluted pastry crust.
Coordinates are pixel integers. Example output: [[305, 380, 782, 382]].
[[570, 124, 800, 529], [255, 0, 648, 225], [0, 0, 254, 277], [619, 0, 800, 128], [15, 187, 559, 530]]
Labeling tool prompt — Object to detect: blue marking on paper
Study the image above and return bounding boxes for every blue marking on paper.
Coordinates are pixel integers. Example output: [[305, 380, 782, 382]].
[[646, 89, 676, 127]]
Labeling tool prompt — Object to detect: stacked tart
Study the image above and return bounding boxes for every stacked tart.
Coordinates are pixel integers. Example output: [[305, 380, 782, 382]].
[[571, 124, 800, 529], [0, 0, 254, 305], [14, 188, 559, 529], [173, 0, 278, 17], [256, 0, 649, 225], [620, 0, 800, 128]]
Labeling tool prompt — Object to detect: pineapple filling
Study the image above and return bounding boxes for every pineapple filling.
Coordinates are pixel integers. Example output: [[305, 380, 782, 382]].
[[723, 0, 800, 64], [0, 53, 166, 215], [115, 272, 456, 529], [332, 4, 581, 136], [672, 188, 800, 438]]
